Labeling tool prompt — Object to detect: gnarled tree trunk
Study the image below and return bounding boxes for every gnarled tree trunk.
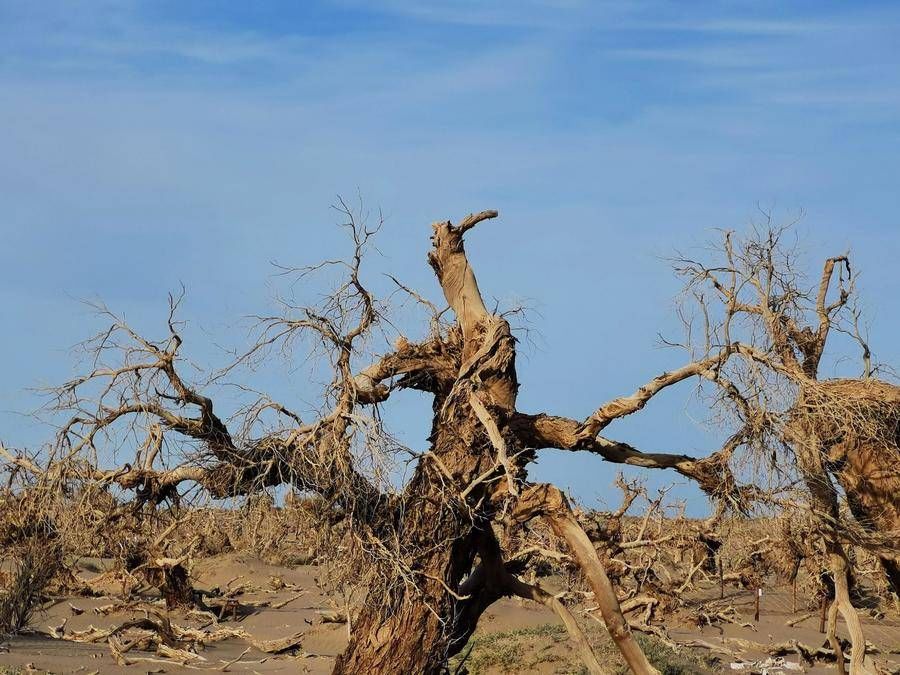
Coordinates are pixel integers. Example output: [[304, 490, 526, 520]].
[[334, 215, 521, 674], [332, 395, 507, 673]]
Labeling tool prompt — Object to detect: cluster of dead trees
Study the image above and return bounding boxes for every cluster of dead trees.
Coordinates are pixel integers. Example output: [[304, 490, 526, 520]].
[[1, 204, 898, 674]]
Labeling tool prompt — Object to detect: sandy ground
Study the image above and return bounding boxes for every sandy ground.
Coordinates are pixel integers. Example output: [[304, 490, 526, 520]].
[[1, 553, 898, 674]]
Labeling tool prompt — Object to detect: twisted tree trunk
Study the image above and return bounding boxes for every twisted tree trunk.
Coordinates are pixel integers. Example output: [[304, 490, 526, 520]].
[[332, 399, 504, 673], [333, 215, 520, 674]]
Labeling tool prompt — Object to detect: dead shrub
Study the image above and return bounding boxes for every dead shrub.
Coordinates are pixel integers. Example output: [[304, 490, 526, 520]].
[[0, 539, 62, 634]]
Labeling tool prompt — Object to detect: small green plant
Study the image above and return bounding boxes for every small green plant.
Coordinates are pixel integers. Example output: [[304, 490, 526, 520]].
[[622, 635, 716, 675], [449, 624, 569, 674], [449, 622, 716, 675]]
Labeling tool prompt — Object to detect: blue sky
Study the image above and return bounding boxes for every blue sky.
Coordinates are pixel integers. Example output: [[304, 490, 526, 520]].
[[2, 1, 899, 513]]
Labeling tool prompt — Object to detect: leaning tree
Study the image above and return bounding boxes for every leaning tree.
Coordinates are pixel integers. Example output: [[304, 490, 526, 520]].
[[2, 208, 818, 673], [674, 221, 900, 674]]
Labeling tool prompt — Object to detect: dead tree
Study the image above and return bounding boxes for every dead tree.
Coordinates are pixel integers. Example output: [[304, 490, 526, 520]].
[[674, 219, 899, 673], [6, 206, 764, 674]]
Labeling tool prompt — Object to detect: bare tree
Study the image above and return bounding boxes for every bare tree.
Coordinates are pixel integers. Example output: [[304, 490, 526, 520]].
[[5, 206, 790, 674], [674, 219, 899, 674]]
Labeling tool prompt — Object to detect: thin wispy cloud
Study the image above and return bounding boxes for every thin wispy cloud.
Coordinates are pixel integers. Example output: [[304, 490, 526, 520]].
[[333, 0, 606, 28], [641, 19, 838, 35]]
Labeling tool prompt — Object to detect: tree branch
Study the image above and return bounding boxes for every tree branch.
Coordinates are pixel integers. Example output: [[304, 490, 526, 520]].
[[510, 412, 749, 504], [578, 350, 732, 438]]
